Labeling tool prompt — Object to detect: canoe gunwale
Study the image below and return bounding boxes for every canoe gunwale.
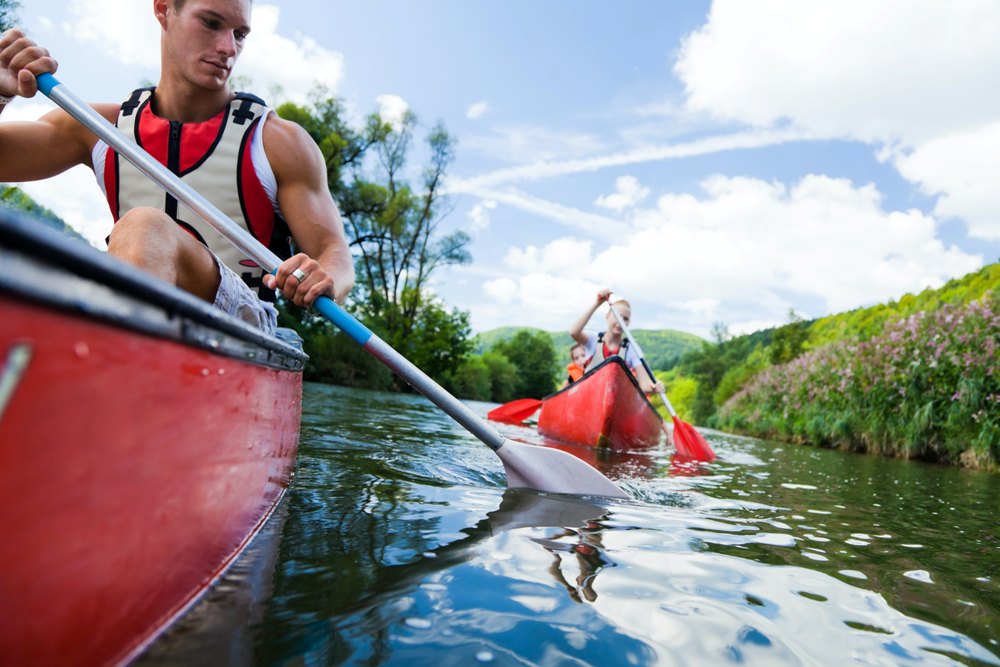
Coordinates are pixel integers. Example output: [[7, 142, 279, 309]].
[[0, 209, 306, 371], [543, 356, 662, 418]]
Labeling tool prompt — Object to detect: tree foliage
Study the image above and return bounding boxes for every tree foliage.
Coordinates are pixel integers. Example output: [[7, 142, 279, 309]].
[[674, 265, 1000, 428], [0, 0, 19, 32], [493, 330, 559, 399], [275, 93, 473, 390]]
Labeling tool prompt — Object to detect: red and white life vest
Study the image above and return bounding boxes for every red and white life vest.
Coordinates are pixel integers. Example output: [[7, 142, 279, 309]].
[[101, 87, 290, 300], [585, 331, 631, 370]]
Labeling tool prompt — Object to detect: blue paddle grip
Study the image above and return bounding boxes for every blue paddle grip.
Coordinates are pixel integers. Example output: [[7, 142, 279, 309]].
[[314, 295, 372, 346], [37, 72, 58, 95]]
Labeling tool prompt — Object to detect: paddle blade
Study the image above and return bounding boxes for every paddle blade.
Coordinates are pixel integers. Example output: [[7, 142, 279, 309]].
[[671, 416, 716, 462], [496, 440, 629, 499], [487, 398, 543, 424]]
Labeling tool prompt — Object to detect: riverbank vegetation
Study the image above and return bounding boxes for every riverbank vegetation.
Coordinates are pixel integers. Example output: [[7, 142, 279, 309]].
[[668, 265, 999, 469]]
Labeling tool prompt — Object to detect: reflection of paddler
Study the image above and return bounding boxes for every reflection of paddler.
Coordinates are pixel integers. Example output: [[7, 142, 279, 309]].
[[330, 489, 612, 615], [542, 520, 609, 603]]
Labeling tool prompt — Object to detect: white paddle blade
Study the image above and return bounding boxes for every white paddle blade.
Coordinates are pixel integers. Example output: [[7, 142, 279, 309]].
[[496, 440, 630, 499]]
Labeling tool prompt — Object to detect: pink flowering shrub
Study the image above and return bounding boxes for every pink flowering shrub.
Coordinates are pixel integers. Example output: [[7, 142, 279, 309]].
[[716, 297, 999, 467]]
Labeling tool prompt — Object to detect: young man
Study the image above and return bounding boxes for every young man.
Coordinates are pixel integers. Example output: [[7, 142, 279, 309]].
[[0, 0, 354, 335], [569, 288, 664, 395]]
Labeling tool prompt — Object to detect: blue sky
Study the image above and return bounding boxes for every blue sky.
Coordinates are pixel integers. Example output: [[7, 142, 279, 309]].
[[6, 1, 999, 338]]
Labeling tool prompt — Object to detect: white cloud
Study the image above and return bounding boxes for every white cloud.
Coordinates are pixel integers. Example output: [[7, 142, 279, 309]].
[[461, 187, 630, 240], [467, 199, 497, 231], [66, 0, 158, 68], [673, 0, 1000, 243], [893, 122, 1000, 241], [595, 175, 650, 212], [64, 2, 344, 104], [503, 237, 592, 274], [674, 0, 1000, 146], [477, 174, 981, 335], [447, 127, 809, 193], [376, 94, 409, 130], [483, 278, 517, 304], [466, 101, 489, 120], [238, 6, 344, 103]]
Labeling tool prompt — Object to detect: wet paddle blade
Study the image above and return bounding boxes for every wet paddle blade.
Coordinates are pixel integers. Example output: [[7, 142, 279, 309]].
[[487, 398, 543, 424], [497, 439, 630, 499], [671, 416, 716, 462]]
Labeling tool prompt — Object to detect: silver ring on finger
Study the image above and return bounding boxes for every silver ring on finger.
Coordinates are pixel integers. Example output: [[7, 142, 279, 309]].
[[292, 268, 308, 282]]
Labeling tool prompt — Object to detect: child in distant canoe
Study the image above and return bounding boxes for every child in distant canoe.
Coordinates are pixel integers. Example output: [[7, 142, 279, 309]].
[[562, 343, 588, 387], [569, 288, 663, 395]]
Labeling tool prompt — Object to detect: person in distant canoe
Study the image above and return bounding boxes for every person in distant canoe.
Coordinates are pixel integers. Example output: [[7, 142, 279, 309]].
[[0, 0, 353, 336], [569, 288, 664, 395], [561, 343, 588, 388]]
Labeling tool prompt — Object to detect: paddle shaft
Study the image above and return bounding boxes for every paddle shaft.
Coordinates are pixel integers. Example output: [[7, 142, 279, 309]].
[[37, 73, 507, 453], [606, 303, 678, 418]]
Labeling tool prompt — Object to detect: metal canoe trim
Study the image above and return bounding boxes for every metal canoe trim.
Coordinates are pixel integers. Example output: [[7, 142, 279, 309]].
[[0, 343, 32, 423]]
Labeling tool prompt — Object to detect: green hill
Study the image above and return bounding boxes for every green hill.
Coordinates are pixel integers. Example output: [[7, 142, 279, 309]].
[[475, 325, 705, 371], [1, 185, 90, 243]]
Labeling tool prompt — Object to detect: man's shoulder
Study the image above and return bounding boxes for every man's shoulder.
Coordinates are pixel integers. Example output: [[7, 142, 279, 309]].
[[261, 113, 314, 151]]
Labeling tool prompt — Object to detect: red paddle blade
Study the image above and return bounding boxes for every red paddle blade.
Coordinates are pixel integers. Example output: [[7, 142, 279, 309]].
[[671, 416, 716, 462], [487, 398, 543, 424]]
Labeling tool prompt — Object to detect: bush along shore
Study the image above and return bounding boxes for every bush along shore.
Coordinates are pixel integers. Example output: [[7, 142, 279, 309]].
[[715, 296, 999, 470]]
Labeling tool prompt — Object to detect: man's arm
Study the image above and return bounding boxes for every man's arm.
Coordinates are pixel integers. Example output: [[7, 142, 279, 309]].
[[0, 29, 112, 182], [262, 114, 354, 306]]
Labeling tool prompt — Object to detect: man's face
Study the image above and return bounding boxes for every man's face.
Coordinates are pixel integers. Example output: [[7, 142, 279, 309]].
[[162, 0, 252, 90]]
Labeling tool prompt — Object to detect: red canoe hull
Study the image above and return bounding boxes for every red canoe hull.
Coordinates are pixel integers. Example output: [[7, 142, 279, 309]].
[[0, 213, 305, 666], [537, 357, 663, 451]]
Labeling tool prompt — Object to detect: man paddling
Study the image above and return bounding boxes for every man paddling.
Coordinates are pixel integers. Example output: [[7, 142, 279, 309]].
[[569, 288, 664, 395], [0, 0, 353, 335]]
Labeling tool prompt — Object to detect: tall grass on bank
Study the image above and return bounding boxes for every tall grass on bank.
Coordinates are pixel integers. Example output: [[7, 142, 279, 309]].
[[715, 297, 999, 469]]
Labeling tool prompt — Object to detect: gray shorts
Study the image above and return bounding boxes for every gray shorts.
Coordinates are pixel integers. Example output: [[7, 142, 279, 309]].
[[212, 258, 278, 336]]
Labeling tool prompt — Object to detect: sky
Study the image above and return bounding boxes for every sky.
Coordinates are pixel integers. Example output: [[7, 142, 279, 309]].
[[4, 0, 1000, 339]]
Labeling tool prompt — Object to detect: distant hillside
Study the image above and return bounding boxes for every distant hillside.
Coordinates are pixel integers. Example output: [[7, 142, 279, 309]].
[[475, 325, 706, 371], [808, 262, 1000, 345], [1, 185, 89, 243]]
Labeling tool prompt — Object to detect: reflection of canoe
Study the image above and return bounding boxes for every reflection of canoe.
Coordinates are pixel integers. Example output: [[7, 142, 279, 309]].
[[0, 211, 306, 666], [538, 357, 663, 451]]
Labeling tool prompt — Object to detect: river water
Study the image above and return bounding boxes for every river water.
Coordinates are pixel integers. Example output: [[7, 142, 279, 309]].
[[144, 382, 1000, 666]]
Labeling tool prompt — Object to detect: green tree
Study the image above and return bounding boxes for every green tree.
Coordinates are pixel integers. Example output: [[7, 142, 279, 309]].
[[482, 351, 518, 403], [769, 309, 810, 364], [402, 294, 472, 383], [450, 355, 491, 400], [279, 96, 468, 338], [275, 93, 473, 389], [0, 0, 19, 32], [493, 330, 559, 399]]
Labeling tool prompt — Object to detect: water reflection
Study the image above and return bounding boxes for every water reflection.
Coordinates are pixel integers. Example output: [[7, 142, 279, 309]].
[[146, 384, 1000, 666], [489, 491, 611, 605]]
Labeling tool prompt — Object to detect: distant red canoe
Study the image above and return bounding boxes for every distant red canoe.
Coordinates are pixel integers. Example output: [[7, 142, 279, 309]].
[[538, 357, 663, 451], [0, 210, 306, 666]]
